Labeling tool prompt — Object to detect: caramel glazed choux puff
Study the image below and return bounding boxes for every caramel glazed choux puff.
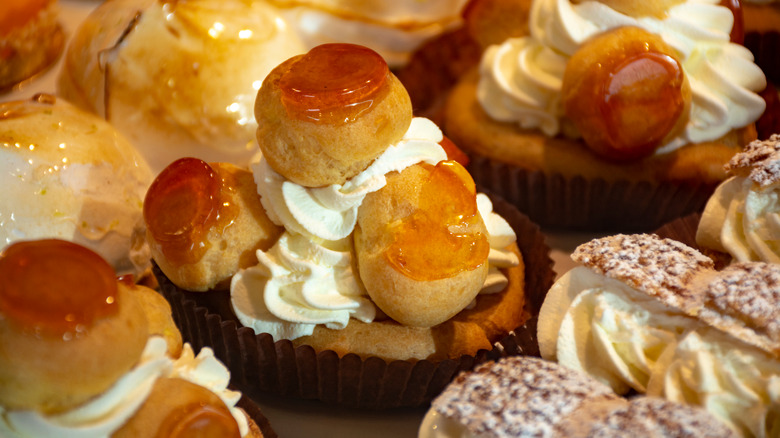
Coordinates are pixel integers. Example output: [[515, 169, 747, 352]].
[[445, 0, 767, 185], [145, 43, 528, 362], [0, 239, 264, 437]]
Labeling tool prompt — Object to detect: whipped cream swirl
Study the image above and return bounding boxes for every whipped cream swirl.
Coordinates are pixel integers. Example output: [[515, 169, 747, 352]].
[[478, 0, 767, 152], [0, 337, 248, 438]]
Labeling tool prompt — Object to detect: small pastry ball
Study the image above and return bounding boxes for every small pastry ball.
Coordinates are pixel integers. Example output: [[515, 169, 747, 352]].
[[57, 0, 307, 173], [144, 158, 283, 291], [0, 240, 149, 414], [0, 94, 153, 279], [354, 161, 489, 327], [255, 43, 413, 187], [562, 26, 691, 162]]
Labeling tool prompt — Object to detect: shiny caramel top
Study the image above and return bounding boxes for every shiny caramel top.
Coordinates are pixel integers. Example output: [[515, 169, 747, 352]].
[[279, 43, 390, 124], [0, 239, 118, 337], [385, 161, 489, 281]]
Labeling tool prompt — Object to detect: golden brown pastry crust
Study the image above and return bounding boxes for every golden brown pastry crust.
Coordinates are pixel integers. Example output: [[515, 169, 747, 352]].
[[254, 55, 413, 187], [292, 243, 525, 361], [0, 283, 149, 414], [444, 68, 756, 185], [131, 283, 183, 357], [354, 163, 489, 328], [149, 163, 283, 292]]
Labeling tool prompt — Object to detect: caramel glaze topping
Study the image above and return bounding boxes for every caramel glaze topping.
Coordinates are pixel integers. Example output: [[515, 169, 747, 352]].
[[157, 402, 240, 438], [144, 158, 238, 266], [598, 51, 686, 161], [385, 160, 489, 281], [0, 239, 118, 337], [279, 43, 390, 124]]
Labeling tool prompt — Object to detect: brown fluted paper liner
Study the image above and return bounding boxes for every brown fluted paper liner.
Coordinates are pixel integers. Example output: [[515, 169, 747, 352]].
[[467, 155, 716, 232], [156, 196, 554, 409], [237, 394, 277, 438]]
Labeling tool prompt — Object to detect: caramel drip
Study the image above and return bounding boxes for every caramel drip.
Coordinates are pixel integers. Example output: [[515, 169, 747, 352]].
[[279, 43, 389, 124], [385, 161, 489, 281], [0, 239, 118, 337], [143, 158, 238, 265]]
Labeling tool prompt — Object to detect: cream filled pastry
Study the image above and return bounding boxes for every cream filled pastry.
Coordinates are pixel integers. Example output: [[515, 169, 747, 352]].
[[57, 0, 307, 173], [146, 43, 527, 363], [266, 0, 469, 68], [418, 356, 737, 438], [697, 134, 780, 263], [477, 0, 765, 158], [538, 234, 780, 437], [0, 239, 261, 438], [0, 94, 152, 279]]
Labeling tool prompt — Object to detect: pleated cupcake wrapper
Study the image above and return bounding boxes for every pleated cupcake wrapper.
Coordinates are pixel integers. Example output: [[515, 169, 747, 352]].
[[745, 31, 780, 85], [236, 394, 277, 438], [653, 212, 732, 270], [156, 196, 554, 410], [467, 155, 717, 232]]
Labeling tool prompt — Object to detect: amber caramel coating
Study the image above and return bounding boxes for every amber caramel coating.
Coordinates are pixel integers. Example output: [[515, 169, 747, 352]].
[[131, 283, 183, 357], [254, 48, 413, 187], [113, 377, 250, 438], [148, 162, 282, 292], [463, 0, 532, 49], [293, 243, 525, 360], [444, 68, 755, 184], [353, 163, 489, 328], [562, 27, 691, 161], [0, 282, 148, 414]]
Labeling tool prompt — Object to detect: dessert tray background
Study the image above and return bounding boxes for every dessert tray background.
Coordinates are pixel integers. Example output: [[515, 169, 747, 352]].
[[2, 1, 596, 436]]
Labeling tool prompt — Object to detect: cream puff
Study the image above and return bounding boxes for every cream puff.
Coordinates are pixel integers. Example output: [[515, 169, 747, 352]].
[[57, 0, 307, 173]]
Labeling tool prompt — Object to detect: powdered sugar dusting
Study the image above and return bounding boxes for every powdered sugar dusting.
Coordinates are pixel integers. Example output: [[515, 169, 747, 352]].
[[725, 134, 780, 187], [572, 234, 713, 312], [698, 262, 780, 355], [431, 356, 619, 438], [582, 397, 738, 437]]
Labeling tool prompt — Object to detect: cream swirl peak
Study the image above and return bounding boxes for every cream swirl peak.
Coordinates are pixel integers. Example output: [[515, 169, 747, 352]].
[[478, 0, 767, 152]]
